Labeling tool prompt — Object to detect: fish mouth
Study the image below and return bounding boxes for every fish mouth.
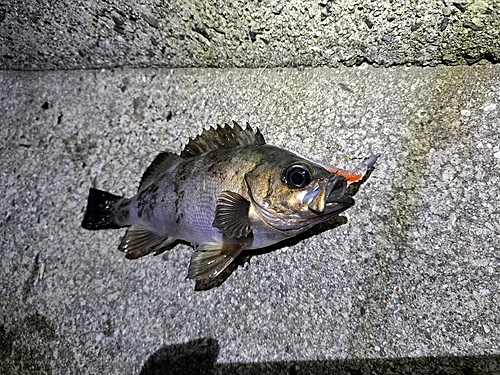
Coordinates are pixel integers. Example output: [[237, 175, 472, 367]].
[[308, 174, 354, 215]]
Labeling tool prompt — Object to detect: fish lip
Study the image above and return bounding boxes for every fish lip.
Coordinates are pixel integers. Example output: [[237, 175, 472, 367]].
[[324, 174, 355, 213], [306, 173, 353, 214], [325, 195, 355, 214], [325, 174, 347, 203]]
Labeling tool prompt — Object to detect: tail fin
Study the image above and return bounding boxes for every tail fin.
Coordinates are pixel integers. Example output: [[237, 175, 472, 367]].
[[82, 188, 123, 230]]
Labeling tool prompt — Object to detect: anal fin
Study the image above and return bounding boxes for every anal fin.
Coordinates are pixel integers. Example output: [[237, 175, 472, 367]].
[[119, 225, 176, 259], [187, 242, 245, 280]]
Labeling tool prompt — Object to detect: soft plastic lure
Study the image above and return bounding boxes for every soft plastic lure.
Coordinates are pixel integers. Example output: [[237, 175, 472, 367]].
[[328, 154, 380, 182]]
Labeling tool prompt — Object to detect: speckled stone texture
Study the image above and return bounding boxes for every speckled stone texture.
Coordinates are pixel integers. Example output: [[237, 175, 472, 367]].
[[0, 66, 499, 374], [0, 0, 499, 70]]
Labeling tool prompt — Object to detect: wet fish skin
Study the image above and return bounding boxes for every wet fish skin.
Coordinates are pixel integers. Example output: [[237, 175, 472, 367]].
[[82, 122, 377, 280]]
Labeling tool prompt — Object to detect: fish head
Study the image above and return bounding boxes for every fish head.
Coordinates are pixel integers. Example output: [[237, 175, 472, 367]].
[[245, 148, 354, 233]]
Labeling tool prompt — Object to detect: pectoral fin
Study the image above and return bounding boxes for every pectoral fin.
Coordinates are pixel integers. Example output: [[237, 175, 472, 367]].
[[212, 191, 253, 238], [119, 225, 176, 259], [187, 242, 245, 280]]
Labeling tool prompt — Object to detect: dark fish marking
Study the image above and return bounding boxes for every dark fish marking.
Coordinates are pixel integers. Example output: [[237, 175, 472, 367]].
[[115, 199, 130, 223], [116, 208, 129, 223], [137, 185, 159, 219], [206, 163, 217, 172], [211, 170, 221, 179], [174, 189, 185, 215], [173, 164, 189, 216], [174, 188, 186, 227], [266, 176, 274, 200], [175, 212, 184, 224]]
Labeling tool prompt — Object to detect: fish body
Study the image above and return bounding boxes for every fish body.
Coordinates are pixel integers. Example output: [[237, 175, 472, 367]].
[[82, 122, 378, 279]]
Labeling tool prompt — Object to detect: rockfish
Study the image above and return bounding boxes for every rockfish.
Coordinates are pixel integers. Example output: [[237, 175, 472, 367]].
[[82, 122, 378, 280]]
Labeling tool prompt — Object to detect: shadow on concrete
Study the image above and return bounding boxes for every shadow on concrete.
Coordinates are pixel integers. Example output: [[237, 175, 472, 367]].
[[194, 167, 376, 291], [139, 338, 499, 375], [140, 338, 219, 375]]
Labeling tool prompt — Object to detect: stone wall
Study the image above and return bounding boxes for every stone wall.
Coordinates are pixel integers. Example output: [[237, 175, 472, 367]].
[[1, 0, 499, 70]]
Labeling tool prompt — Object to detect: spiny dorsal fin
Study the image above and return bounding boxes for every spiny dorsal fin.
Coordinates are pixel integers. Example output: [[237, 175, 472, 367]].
[[139, 151, 182, 192], [180, 121, 266, 158]]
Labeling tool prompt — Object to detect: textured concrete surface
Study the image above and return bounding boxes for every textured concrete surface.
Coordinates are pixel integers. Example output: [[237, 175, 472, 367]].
[[1, 65, 500, 374], [1, 0, 499, 70]]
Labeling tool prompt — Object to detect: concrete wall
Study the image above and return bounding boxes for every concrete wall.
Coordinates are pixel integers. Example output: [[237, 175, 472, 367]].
[[1, 0, 499, 70]]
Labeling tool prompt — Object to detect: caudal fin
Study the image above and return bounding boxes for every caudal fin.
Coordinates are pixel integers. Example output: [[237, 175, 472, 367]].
[[82, 188, 123, 230]]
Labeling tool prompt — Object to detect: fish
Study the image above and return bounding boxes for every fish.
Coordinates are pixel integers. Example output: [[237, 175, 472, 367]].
[[82, 121, 379, 280]]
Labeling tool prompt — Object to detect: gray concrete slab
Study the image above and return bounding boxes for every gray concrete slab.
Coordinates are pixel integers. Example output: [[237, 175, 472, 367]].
[[1, 0, 499, 70], [0, 65, 499, 374]]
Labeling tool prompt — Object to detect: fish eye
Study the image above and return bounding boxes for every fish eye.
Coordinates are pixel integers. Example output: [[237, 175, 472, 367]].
[[282, 165, 312, 188]]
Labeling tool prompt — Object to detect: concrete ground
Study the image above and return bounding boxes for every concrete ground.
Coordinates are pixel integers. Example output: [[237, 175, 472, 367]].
[[1, 65, 499, 374]]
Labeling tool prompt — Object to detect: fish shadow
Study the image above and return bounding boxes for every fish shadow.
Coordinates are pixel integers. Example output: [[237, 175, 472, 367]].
[[194, 167, 376, 291]]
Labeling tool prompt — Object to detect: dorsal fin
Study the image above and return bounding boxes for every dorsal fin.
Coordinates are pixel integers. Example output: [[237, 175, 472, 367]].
[[139, 151, 182, 192], [180, 121, 266, 158]]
